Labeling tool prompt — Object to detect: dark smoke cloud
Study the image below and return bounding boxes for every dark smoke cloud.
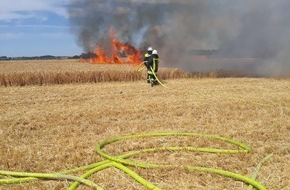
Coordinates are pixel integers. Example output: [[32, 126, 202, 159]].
[[68, 0, 290, 77]]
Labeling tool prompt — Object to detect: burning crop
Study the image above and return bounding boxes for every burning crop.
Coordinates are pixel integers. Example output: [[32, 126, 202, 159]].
[[80, 29, 142, 65]]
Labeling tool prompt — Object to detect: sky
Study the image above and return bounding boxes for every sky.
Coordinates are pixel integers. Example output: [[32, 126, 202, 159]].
[[0, 0, 82, 57]]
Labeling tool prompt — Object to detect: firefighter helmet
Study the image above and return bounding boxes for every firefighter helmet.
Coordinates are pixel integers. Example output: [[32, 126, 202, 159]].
[[153, 49, 158, 55], [147, 47, 153, 51]]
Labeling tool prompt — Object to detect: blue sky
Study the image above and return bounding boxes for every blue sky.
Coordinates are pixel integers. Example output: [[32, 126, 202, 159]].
[[0, 0, 82, 57]]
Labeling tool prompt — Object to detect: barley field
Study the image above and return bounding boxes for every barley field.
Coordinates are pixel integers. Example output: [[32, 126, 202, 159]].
[[0, 60, 190, 86], [0, 60, 289, 190]]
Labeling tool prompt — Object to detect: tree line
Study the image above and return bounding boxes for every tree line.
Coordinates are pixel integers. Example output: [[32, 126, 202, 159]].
[[0, 55, 81, 61]]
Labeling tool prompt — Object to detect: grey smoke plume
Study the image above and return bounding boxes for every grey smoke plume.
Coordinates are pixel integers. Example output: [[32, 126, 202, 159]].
[[68, 0, 290, 77]]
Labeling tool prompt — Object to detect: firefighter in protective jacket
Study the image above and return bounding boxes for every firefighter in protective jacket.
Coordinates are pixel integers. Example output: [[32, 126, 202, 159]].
[[144, 47, 153, 83], [147, 49, 159, 86]]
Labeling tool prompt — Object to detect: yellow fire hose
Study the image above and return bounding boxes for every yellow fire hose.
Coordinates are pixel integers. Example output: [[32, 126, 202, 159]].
[[137, 65, 146, 72], [247, 154, 273, 190], [149, 66, 168, 88], [0, 132, 271, 190], [136, 62, 146, 72], [0, 170, 103, 189], [135, 62, 168, 88]]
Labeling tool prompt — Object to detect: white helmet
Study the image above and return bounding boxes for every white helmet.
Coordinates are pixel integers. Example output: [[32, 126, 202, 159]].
[[147, 47, 153, 51], [152, 49, 158, 55]]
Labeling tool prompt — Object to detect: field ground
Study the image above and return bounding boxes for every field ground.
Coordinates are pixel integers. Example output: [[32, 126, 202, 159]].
[[0, 76, 289, 189]]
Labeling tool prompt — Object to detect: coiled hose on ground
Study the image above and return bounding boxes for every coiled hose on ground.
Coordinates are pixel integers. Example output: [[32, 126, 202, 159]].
[[0, 132, 272, 190]]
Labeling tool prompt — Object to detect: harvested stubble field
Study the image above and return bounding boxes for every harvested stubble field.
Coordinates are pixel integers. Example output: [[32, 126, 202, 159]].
[[0, 60, 289, 190]]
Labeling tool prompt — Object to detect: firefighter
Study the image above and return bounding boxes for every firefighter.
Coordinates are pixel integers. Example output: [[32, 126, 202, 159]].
[[147, 49, 159, 87], [144, 47, 153, 83]]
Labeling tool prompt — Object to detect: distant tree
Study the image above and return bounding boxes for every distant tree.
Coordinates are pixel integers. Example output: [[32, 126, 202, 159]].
[[0, 56, 7, 60], [68, 55, 80, 59]]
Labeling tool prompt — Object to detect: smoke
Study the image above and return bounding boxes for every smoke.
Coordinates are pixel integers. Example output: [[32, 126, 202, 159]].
[[68, 0, 290, 77]]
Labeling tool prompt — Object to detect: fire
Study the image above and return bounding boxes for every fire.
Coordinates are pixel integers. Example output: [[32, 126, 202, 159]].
[[81, 29, 142, 65]]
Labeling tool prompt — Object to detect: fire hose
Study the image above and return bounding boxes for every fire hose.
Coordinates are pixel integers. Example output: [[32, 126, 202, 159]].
[[136, 62, 146, 72], [0, 132, 271, 190], [136, 62, 168, 88]]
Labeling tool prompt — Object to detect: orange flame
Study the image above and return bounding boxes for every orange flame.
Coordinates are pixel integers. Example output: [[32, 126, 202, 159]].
[[81, 29, 142, 65]]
